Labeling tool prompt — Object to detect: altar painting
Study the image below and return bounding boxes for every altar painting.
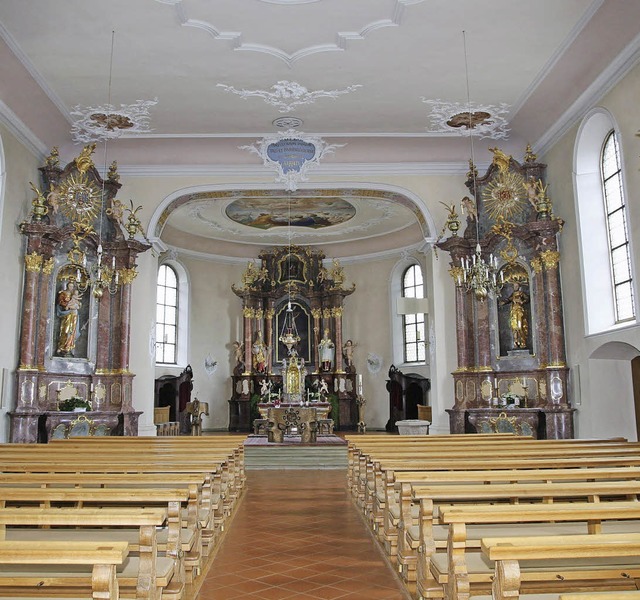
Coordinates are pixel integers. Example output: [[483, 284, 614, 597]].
[[226, 197, 355, 229]]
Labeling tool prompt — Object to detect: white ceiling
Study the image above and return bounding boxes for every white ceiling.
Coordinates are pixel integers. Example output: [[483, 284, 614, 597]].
[[1, 0, 639, 257]]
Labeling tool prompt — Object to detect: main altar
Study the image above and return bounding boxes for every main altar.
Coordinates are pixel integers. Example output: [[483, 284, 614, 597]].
[[228, 246, 360, 432]]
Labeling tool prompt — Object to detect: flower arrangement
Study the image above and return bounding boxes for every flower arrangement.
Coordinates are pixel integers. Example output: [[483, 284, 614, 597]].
[[500, 392, 522, 407], [58, 396, 92, 412]]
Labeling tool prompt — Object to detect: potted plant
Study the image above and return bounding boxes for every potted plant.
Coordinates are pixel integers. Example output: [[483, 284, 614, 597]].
[[58, 396, 92, 412]]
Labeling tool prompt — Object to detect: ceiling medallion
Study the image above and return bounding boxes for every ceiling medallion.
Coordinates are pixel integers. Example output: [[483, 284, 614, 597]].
[[71, 99, 158, 143], [273, 116, 303, 129], [217, 80, 362, 113], [240, 129, 345, 192], [421, 99, 510, 139]]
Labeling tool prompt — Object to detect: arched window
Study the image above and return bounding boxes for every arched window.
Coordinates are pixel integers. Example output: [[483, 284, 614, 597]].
[[402, 264, 426, 363], [601, 130, 634, 322], [156, 264, 178, 364], [574, 109, 636, 333]]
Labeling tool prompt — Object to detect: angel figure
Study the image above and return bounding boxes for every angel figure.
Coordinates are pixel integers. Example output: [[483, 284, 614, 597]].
[[232, 341, 244, 364], [460, 196, 478, 220], [489, 147, 511, 174], [524, 177, 539, 210]]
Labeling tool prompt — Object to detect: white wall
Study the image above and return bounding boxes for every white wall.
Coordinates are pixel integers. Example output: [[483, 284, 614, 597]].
[[0, 125, 40, 442], [543, 60, 640, 440]]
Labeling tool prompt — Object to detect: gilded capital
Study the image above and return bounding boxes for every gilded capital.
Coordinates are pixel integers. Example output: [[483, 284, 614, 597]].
[[243, 307, 255, 319], [254, 308, 264, 320], [24, 252, 43, 273], [530, 257, 543, 274], [331, 307, 343, 317], [448, 266, 464, 285], [265, 308, 275, 319], [322, 308, 331, 319], [42, 257, 55, 275], [540, 250, 561, 270], [118, 267, 138, 285], [311, 308, 322, 320]]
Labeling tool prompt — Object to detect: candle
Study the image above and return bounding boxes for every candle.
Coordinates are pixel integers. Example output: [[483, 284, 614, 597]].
[[112, 256, 116, 268], [522, 377, 526, 386], [358, 374, 363, 395], [90, 383, 94, 393]]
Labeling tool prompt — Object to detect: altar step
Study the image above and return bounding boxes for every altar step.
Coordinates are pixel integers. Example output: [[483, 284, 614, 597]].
[[244, 444, 348, 470]]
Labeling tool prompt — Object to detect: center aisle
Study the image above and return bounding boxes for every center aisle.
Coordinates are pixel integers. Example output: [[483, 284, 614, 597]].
[[198, 469, 411, 600]]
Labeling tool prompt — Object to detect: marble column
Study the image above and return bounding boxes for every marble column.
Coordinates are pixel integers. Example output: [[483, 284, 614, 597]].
[[530, 257, 549, 366], [243, 306, 253, 374], [475, 295, 492, 370], [334, 307, 344, 373], [311, 307, 321, 370], [118, 275, 133, 371], [265, 303, 274, 374], [542, 250, 566, 367], [18, 252, 43, 370]]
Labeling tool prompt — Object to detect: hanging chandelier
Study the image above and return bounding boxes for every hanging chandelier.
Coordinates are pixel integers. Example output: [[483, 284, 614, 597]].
[[278, 195, 300, 354], [458, 30, 502, 301]]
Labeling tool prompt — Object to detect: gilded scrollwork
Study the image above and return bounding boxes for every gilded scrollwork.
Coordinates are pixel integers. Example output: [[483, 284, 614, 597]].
[[42, 257, 55, 275], [540, 250, 560, 270]]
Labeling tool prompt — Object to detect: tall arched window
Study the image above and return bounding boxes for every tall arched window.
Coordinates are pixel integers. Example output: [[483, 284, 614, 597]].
[[574, 109, 636, 333], [601, 130, 634, 323], [156, 264, 178, 364], [402, 264, 425, 363]]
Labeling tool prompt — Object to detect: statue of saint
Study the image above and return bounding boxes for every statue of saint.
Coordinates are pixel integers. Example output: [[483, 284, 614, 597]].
[[318, 329, 335, 372], [343, 339, 356, 372], [56, 280, 82, 356], [501, 282, 529, 349], [252, 331, 268, 374]]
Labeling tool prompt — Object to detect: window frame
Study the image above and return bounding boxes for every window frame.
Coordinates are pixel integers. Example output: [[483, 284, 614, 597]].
[[156, 263, 179, 365], [600, 130, 635, 324], [401, 264, 426, 364]]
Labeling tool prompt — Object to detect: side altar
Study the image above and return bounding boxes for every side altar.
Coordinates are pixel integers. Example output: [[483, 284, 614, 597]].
[[438, 146, 574, 439], [228, 246, 360, 432], [9, 145, 149, 442]]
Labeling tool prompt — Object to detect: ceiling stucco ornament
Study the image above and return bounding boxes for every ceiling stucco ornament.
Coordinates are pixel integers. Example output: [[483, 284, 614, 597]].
[[155, 0, 425, 67], [421, 99, 511, 140], [273, 117, 303, 129], [240, 129, 345, 191], [217, 81, 362, 113]]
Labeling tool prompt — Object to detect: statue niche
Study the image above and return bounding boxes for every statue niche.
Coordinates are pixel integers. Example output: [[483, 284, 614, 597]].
[[497, 263, 532, 355]]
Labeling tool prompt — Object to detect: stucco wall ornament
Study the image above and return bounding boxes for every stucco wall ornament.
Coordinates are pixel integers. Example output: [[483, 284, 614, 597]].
[[218, 80, 361, 113], [421, 99, 511, 140], [240, 129, 345, 191]]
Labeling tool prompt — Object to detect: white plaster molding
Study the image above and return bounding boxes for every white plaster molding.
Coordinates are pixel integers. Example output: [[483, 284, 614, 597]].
[[71, 99, 158, 143], [535, 30, 640, 156], [0, 22, 72, 127], [217, 81, 361, 113], [239, 129, 345, 191], [0, 99, 48, 159], [422, 99, 511, 140], [511, 0, 605, 118], [116, 160, 485, 178], [154, 0, 425, 67]]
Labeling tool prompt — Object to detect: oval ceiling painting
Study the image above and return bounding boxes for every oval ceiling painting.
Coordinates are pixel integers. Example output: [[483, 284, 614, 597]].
[[226, 196, 356, 230]]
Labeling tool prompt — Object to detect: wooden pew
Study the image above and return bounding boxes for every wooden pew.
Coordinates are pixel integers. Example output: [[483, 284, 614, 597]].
[[399, 479, 640, 587], [0, 507, 173, 600], [0, 540, 129, 600], [482, 533, 640, 600], [428, 501, 640, 600]]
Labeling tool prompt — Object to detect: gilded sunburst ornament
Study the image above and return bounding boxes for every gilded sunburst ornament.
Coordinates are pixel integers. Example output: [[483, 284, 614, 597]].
[[482, 172, 526, 221], [55, 172, 101, 222]]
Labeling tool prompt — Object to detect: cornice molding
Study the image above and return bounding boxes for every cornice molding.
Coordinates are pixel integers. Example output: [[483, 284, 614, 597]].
[[117, 161, 485, 178], [535, 30, 640, 157], [511, 0, 604, 118], [0, 99, 48, 159]]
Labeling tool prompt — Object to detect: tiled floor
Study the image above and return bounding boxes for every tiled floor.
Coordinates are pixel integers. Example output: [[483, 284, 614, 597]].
[[198, 470, 411, 600]]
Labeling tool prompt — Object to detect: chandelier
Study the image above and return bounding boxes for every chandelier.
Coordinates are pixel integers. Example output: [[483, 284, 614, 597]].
[[458, 30, 502, 301], [278, 195, 300, 354]]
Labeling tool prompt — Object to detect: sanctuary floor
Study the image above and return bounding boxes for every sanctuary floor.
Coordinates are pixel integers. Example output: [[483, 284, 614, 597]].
[[198, 469, 411, 600]]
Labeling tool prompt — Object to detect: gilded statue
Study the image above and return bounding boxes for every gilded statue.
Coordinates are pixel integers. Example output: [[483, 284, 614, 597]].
[[252, 330, 268, 374], [56, 280, 82, 356], [501, 282, 529, 349]]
